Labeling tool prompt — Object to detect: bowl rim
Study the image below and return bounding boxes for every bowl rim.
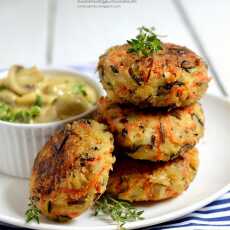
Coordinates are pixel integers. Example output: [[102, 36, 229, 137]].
[[0, 65, 102, 128]]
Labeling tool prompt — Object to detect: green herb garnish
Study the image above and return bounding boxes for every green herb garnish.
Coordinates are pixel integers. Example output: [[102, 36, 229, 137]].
[[0, 102, 40, 123], [24, 194, 143, 226], [34, 95, 43, 107], [72, 84, 87, 96], [94, 195, 144, 230], [14, 106, 40, 123], [127, 26, 162, 57], [25, 198, 41, 224]]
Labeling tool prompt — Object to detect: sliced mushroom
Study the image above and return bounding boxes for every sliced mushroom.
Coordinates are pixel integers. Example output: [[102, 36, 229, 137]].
[[6, 65, 44, 95]]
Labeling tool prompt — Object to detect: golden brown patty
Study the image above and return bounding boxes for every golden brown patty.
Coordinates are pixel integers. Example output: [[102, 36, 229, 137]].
[[30, 119, 115, 221], [98, 43, 210, 108], [96, 97, 204, 161], [107, 148, 199, 202]]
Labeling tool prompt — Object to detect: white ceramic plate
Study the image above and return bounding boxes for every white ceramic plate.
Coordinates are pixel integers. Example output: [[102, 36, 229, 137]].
[[0, 94, 230, 230]]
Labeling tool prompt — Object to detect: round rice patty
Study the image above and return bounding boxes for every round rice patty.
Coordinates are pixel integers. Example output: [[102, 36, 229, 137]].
[[107, 148, 199, 202], [30, 119, 115, 221], [98, 43, 210, 108], [96, 97, 204, 161]]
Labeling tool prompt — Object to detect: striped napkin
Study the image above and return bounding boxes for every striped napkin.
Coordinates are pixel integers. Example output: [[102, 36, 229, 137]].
[[148, 191, 230, 229]]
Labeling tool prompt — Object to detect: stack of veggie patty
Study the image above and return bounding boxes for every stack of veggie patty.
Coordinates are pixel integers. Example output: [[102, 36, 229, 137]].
[[96, 38, 210, 202]]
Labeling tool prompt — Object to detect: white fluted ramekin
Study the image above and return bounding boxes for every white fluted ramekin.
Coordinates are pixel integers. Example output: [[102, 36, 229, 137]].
[[0, 66, 103, 178]]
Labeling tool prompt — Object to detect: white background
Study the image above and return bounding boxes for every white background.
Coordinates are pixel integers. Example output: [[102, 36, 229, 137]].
[[0, 0, 229, 96]]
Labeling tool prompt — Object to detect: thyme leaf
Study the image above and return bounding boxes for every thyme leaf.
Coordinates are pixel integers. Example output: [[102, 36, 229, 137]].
[[25, 198, 41, 224]]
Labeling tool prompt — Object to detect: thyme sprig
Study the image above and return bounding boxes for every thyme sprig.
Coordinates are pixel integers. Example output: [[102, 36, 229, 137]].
[[94, 194, 144, 230], [25, 195, 144, 228], [25, 198, 41, 224], [127, 26, 162, 57]]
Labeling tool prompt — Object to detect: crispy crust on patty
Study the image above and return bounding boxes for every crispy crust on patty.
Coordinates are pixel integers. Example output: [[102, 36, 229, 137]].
[[107, 148, 199, 202], [95, 97, 204, 161], [98, 43, 210, 107], [30, 119, 115, 221]]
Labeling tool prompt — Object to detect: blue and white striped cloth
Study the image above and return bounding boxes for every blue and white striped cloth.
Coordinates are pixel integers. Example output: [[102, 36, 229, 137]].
[[149, 191, 230, 230]]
